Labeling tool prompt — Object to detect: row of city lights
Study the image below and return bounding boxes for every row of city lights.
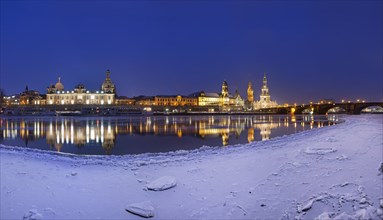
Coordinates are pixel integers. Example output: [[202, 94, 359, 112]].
[[56, 90, 105, 94]]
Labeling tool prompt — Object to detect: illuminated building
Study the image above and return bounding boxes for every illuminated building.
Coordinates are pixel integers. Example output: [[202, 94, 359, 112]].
[[245, 82, 254, 110], [221, 80, 229, 106], [115, 96, 135, 105], [3, 95, 20, 105], [191, 81, 244, 109], [46, 70, 115, 105], [19, 86, 41, 105], [154, 95, 198, 106], [134, 96, 155, 106], [247, 82, 254, 102], [195, 91, 221, 106], [253, 73, 278, 109], [232, 89, 244, 107]]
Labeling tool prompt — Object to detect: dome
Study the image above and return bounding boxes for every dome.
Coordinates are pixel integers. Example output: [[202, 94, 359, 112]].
[[101, 70, 115, 93], [55, 77, 64, 91]]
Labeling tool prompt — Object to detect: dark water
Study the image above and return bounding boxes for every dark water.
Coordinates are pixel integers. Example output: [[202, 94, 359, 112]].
[[0, 115, 338, 155]]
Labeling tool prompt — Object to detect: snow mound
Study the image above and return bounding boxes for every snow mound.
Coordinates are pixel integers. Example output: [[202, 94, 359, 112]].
[[125, 201, 154, 218], [304, 147, 337, 155], [146, 176, 177, 191], [332, 212, 355, 220], [315, 212, 333, 220], [23, 209, 43, 220]]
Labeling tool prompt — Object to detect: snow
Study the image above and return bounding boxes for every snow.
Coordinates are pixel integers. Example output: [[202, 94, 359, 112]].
[[125, 201, 155, 218], [1, 115, 382, 219], [146, 176, 177, 191]]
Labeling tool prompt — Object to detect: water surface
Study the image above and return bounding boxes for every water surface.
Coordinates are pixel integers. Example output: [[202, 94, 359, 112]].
[[0, 115, 338, 155]]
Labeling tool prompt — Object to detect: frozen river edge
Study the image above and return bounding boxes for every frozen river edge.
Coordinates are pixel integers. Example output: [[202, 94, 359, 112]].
[[1, 115, 382, 219]]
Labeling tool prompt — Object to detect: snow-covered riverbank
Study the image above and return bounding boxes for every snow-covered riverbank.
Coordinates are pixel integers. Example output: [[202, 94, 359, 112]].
[[1, 115, 382, 219]]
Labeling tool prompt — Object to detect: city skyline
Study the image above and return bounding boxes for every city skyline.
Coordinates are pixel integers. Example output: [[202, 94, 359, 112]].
[[1, 1, 382, 103]]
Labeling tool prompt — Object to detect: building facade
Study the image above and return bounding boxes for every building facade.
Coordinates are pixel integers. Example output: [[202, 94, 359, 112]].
[[190, 81, 244, 110], [46, 70, 116, 105], [154, 95, 197, 106]]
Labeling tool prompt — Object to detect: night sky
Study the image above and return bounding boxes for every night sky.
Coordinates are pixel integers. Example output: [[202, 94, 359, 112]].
[[1, 1, 382, 104]]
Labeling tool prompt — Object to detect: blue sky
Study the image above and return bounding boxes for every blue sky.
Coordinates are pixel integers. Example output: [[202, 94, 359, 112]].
[[1, 0, 382, 103]]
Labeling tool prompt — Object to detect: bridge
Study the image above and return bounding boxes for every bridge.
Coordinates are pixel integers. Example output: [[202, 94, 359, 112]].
[[257, 102, 383, 115], [1, 102, 382, 115]]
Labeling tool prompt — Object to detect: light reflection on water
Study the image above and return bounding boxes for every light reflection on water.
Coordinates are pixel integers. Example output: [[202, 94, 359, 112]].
[[0, 115, 338, 155]]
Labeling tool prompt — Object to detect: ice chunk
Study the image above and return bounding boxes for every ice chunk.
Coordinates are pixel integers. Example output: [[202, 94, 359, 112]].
[[298, 199, 314, 212], [146, 176, 177, 191], [125, 201, 154, 218], [304, 147, 336, 155]]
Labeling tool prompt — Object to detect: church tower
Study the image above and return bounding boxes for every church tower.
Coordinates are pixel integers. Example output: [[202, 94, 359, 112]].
[[259, 73, 271, 104], [247, 81, 254, 102], [221, 80, 228, 97], [101, 69, 116, 93], [253, 72, 277, 110], [221, 80, 229, 107]]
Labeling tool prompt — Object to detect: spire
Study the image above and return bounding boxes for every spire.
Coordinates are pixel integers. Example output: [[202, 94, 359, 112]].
[[263, 72, 267, 87], [58, 77, 61, 82], [106, 69, 111, 79], [25, 85, 28, 91]]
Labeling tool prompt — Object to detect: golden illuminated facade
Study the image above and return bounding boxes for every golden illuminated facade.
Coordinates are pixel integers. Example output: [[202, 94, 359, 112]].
[[221, 80, 229, 106], [247, 82, 254, 103], [253, 73, 278, 110], [197, 92, 221, 106], [115, 96, 135, 105], [194, 81, 244, 109], [14, 86, 44, 105], [46, 70, 115, 105], [134, 96, 155, 106], [154, 95, 197, 106]]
